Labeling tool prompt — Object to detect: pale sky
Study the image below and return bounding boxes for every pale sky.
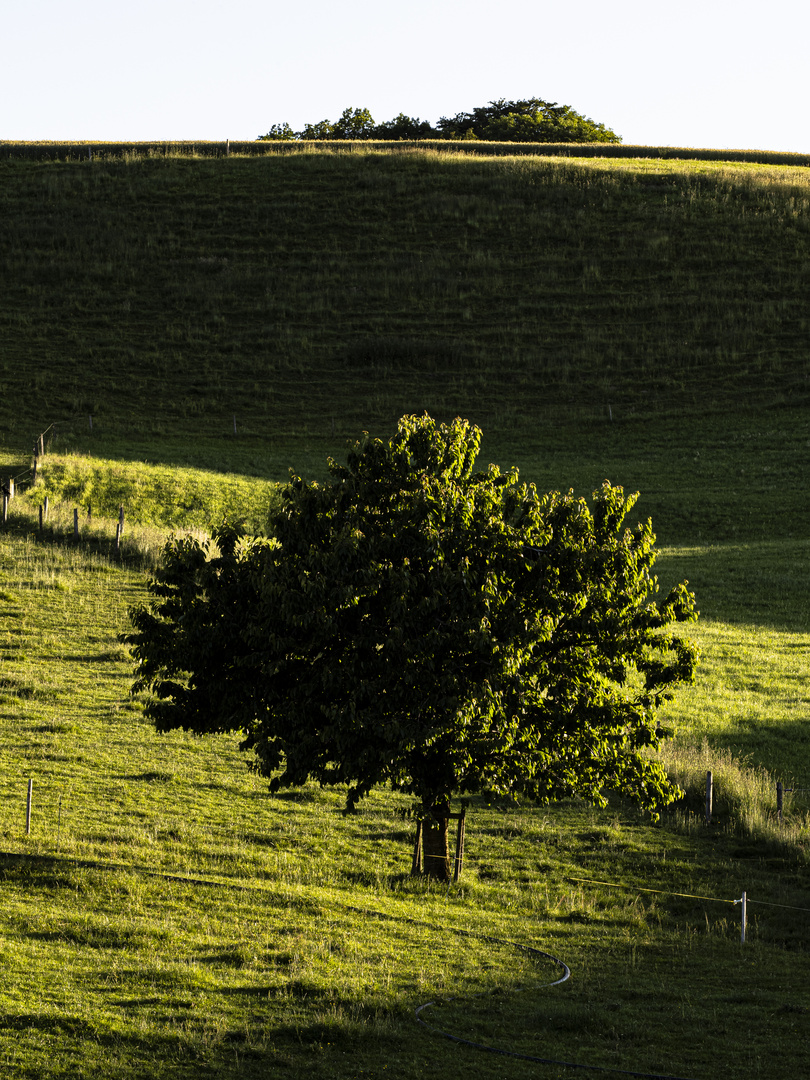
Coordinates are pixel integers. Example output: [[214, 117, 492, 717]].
[[3, 0, 807, 152]]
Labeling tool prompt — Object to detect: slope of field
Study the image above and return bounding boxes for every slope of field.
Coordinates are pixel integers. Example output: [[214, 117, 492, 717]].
[[0, 510, 807, 1080], [2, 149, 809, 464], [0, 147, 808, 1078]]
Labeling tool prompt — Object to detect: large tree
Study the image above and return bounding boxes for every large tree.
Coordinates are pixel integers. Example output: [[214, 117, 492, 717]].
[[436, 98, 620, 143], [125, 416, 697, 880]]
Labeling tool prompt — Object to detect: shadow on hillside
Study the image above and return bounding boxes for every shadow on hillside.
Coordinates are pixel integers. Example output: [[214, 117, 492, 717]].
[[685, 717, 810, 779], [655, 539, 810, 631]]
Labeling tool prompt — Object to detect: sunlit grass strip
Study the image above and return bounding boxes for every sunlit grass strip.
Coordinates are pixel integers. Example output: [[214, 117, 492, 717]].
[[31, 454, 281, 533], [3, 141, 810, 166]]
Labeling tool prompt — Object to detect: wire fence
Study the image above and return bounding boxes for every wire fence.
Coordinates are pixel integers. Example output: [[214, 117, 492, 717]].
[[569, 876, 810, 946]]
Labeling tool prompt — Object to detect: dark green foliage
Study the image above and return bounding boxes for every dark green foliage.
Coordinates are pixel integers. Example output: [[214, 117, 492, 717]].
[[263, 105, 431, 142], [330, 107, 377, 140], [371, 113, 436, 140], [126, 415, 698, 842], [435, 97, 621, 143], [257, 97, 619, 144], [259, 122, 297, 141]]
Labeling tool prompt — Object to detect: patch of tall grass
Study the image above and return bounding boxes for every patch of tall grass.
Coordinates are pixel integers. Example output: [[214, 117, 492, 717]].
[[658, 739, 809, 857], [4, 141, 810, 167], [31, 454, 281, 533], [2, 493, 183, 572]]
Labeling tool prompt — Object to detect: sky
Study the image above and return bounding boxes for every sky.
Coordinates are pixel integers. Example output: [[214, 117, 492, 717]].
[[4, 0, 808, 152]]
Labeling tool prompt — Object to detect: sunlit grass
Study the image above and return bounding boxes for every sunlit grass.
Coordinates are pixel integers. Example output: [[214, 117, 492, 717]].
[[1, 145, 809, 1078], [0, 511, 807, 1079], [31, 453, 281, 532]]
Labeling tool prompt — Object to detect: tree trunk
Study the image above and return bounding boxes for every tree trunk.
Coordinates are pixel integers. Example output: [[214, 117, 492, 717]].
[[421, 801, 451, 881]]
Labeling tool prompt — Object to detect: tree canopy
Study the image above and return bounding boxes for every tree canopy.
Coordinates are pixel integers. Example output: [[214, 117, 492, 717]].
[[435, 98, 620, 143], [258, 98, 620, 144], [125, 415, 697, 879]]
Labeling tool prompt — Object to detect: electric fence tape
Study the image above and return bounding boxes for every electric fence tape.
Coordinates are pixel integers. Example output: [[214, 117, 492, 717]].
[[569, 876, 810, 912]]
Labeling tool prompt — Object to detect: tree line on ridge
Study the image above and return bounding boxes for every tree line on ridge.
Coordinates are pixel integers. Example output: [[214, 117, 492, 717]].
[[258, 97, 621, 143]]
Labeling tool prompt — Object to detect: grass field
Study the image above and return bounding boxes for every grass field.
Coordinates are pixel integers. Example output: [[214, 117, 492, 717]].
[[0, 146, 808, 1078], [2, 148, 809, 463]]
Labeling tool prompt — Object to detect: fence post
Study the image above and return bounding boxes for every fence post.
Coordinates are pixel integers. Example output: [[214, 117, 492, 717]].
[[740, 891, 747, 944], [73, 508, 79, 540], [705, 770, 713, 825], [2, 493, 7, 524], [115, 521, 121, 555], [118, 506, 124, 535], [453, 807, 466, 883], [777, 781, 783, 824], [411, 820, 423, 875], [39, 505, 43, 531], [8, 477, 14, 500], [44, 496, 49, 521], [26, 778, 33, 835]]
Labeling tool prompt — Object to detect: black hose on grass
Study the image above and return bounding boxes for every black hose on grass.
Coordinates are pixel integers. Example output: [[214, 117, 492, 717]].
[[412, 935, 699, 1080], [2, 852, 702, 1079]]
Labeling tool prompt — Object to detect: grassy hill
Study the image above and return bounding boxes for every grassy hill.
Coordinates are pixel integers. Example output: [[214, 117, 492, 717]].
[[0, 146, 808, 1078], [2, 148, 809, 451]]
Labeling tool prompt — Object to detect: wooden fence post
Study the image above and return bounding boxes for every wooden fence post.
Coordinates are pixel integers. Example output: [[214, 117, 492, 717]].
[[411, 820, 423, 875], [2, 493, 7, 524], [777, 781, 783, 824], [38, 505, 43, 531], [453, 807, 467, 883], [44, 496, 49, 521], [115, 522, 121, 555], [705, 770, 713, 824], [118, 505, 124, 535], [740, 891, 747, 944], [8, 477, 14, 500], [73, 508, 79, 540]]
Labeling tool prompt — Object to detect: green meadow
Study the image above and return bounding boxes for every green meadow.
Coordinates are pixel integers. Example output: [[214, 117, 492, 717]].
[[0, 146, 808, 1078]]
